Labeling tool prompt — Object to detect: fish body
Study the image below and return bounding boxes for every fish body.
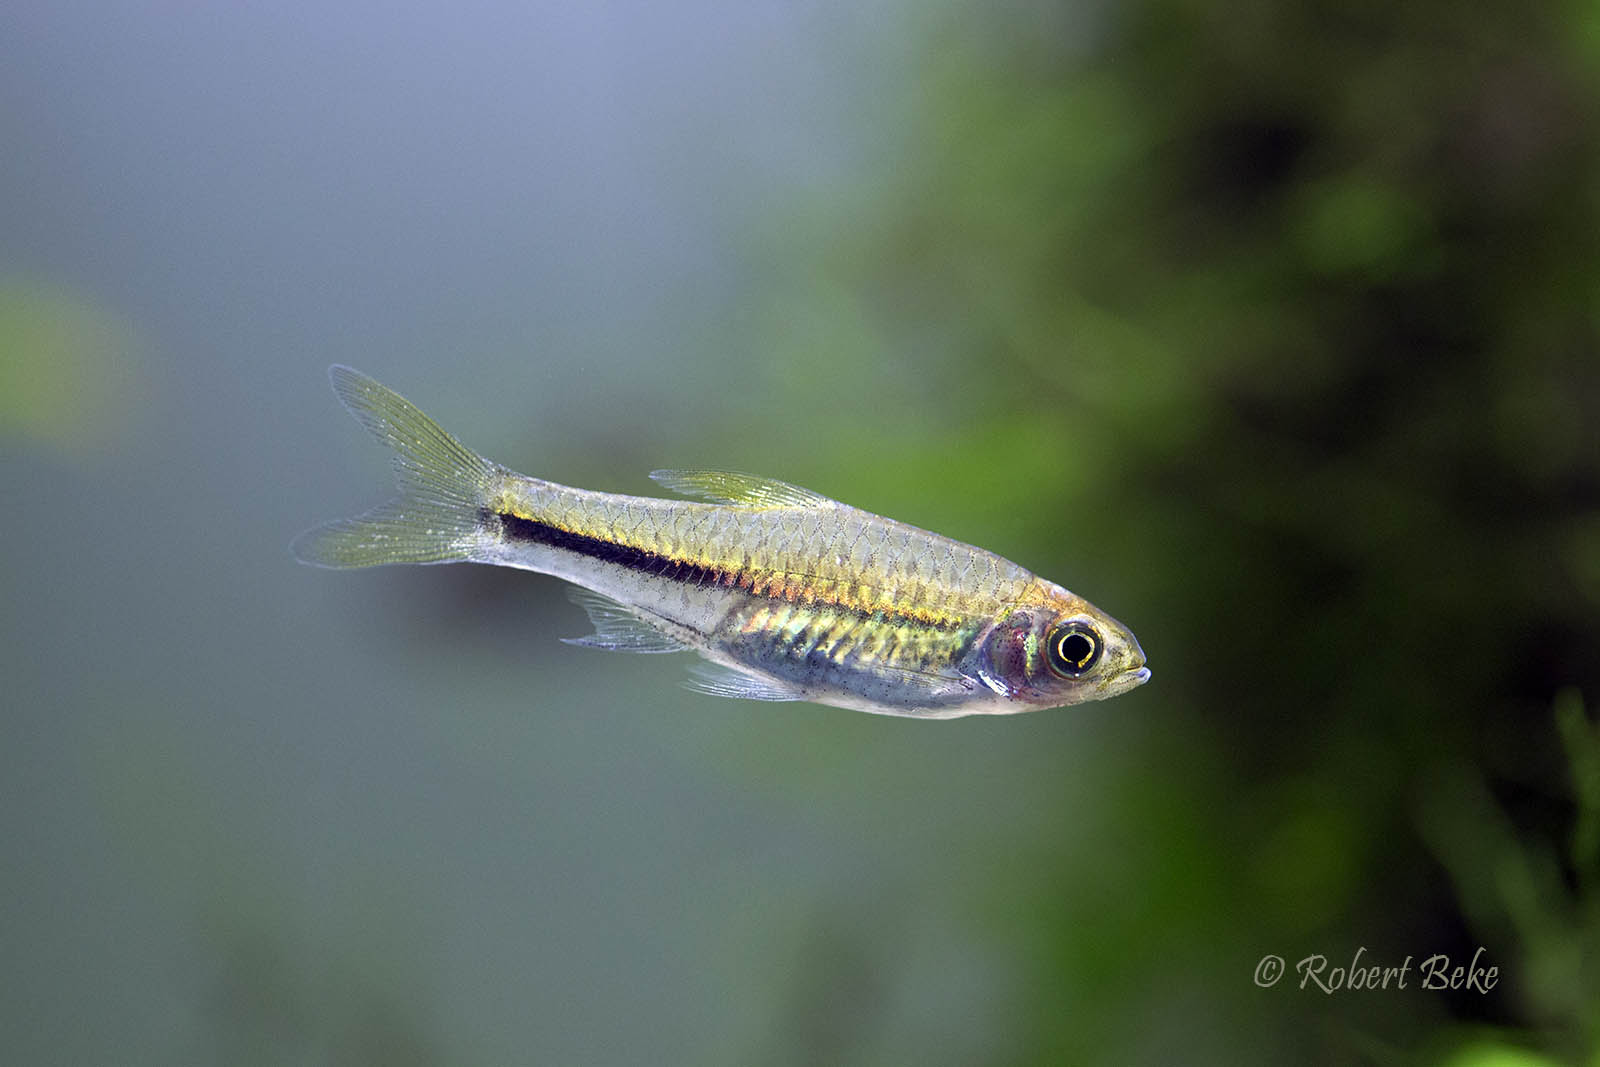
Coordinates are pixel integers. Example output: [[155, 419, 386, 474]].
[[295, 367, 1149, 718]]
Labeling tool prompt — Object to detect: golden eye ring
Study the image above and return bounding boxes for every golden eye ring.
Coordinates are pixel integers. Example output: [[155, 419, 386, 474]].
[[1046, 623, 1100, 678]]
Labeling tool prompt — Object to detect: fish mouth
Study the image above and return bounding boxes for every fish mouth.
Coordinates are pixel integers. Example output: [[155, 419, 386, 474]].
[[1106, 665, 1151, 695]]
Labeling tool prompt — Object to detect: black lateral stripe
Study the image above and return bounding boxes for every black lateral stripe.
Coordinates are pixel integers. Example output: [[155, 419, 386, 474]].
[[490, 509, 723, 587], [487, 507, 964, 632]]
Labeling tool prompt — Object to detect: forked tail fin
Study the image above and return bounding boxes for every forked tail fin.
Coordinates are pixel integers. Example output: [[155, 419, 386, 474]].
[[292, 366, 496, 568]]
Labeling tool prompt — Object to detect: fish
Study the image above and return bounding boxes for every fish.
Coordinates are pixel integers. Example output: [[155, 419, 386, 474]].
[[293, 367, 1150, 718]]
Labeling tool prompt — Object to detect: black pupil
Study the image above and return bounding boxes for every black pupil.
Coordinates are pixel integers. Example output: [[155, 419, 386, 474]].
[[1059, 632, 1094, 669]]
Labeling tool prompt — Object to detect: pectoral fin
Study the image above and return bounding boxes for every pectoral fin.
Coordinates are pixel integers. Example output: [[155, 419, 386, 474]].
[[683, 663, 806, 702]]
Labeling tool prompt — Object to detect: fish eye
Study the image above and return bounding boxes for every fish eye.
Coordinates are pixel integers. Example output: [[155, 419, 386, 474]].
[[1047, 623, 1100, 678]]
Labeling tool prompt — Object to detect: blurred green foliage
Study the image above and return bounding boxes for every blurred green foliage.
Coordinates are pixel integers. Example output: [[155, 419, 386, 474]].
[[0, 280, 140, 458], [742, 0, 1600, 1060]]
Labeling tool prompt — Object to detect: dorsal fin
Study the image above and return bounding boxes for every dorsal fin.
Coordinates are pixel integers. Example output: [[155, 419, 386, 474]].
[[647, 469, 838, 509]]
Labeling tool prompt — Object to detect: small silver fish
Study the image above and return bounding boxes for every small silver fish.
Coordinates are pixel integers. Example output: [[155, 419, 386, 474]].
[[295, 367, 1149, 718]]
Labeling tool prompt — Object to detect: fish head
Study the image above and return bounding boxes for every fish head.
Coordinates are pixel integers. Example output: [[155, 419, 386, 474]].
[[973, 582, 1149, 709]]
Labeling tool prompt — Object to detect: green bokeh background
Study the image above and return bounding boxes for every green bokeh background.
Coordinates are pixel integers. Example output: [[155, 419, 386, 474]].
[[3, 1, 1596, 1063]]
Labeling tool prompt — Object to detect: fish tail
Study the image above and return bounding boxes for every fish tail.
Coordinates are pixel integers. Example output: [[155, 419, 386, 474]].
[[292, 366, 497, 568]]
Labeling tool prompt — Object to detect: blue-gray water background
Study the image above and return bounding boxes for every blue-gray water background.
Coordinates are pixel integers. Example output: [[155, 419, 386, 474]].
[[3, 1, 1597, 1063]]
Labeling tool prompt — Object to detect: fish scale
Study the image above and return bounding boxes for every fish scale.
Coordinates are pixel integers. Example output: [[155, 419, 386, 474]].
[[295, 367, 1149, 718]]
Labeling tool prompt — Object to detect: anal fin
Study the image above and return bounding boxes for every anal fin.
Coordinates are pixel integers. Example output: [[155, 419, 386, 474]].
[[561, 589, 690, 653]]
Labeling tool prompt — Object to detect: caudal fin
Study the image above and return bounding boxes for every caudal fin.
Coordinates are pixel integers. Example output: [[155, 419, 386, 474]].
[[292, 366, 496, 568]]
